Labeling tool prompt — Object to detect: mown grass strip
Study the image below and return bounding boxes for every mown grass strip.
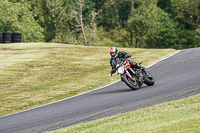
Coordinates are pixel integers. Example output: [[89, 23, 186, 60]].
[[49, 94, 200, 133], [0, 43, 176, 117]]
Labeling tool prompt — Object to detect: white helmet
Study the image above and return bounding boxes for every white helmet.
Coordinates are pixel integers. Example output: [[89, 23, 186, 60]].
[[109, 47, 119, 58]]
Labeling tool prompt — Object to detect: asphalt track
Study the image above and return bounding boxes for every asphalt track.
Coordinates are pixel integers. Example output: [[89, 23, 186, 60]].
[[1, 48, 200, 133]]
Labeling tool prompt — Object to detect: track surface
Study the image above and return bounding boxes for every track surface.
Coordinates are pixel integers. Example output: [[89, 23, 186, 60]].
[[1, 48, 200, 133]]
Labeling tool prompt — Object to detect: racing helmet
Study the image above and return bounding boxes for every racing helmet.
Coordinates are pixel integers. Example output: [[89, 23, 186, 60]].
[[110, 47, 119, 58]]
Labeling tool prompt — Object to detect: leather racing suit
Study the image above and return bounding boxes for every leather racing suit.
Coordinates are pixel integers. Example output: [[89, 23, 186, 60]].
[[110, 51, 139, 76]]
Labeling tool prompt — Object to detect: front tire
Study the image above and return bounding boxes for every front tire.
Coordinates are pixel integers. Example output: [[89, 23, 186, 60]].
[[122, 75, 140, 90]]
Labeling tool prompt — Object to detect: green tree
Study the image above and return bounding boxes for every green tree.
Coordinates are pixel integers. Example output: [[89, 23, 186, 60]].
[[170, 0, 200, 48], [157, 0, 172, 14], [70, 0, 96, 46], [127, 2, 178, 48], [2, 0, 199, 49], [171, 0, 200, 30], [193, 28, 200, 47]]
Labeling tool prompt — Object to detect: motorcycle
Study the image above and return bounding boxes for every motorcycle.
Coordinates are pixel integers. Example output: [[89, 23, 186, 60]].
[[116, 59, 155, 90]]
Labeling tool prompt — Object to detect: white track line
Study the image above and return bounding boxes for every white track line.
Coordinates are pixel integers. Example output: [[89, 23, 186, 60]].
[[0, 50, 180, 118], [146, 50, 180, 68]]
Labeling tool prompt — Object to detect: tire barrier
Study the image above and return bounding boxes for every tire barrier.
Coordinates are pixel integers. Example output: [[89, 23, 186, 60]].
[[12, 33, 22, 43], [0, 32, 22, 43], [3, 32, 12, 43], [0, 32, 3, 43]]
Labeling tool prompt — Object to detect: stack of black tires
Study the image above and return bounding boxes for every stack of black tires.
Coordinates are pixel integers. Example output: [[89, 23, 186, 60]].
[[12, 33, 22, 43], [0, 32, 3, 43], [0, 32, 22, 44]]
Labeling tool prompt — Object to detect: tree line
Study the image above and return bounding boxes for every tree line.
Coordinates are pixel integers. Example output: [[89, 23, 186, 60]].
[[0, 0, 200, 49]]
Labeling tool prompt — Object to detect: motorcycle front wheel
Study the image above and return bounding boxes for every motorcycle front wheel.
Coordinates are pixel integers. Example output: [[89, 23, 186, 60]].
[[121, 75, 140, 90]]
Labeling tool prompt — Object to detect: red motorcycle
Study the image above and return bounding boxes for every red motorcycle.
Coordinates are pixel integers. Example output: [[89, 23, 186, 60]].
[[116, 59, 155, 90]]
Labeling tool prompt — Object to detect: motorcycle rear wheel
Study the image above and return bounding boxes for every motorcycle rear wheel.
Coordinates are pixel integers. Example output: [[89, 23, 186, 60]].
[[143, 71, 155, 86], [122, 75, 140, 90]]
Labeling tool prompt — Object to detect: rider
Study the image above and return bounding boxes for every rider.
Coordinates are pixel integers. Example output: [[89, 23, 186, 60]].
[[109, 46, 144, 84]]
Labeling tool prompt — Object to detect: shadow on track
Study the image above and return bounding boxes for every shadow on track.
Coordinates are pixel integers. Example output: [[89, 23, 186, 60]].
[[91, 85, 151, 95]]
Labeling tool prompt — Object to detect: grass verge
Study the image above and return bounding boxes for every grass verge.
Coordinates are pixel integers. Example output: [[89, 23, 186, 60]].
[[49, 94, 200, 133], [0, 43, 176, 117]]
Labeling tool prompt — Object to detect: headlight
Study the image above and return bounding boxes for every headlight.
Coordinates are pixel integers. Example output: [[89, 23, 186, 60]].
[[118, 66, 124, 74]]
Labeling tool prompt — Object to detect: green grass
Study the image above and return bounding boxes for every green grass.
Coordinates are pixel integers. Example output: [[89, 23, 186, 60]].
[[50, 94, 200, 133], [0, 43, 176, 117]]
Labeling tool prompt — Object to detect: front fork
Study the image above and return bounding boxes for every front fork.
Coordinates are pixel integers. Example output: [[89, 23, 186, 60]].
[[121, 68, 135, 82], [123, 68, 143, 86]]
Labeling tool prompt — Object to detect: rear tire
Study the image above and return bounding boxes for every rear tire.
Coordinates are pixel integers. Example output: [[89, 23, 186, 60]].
[[122, 75, 140, 90], [143, 71, 155, 86]]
